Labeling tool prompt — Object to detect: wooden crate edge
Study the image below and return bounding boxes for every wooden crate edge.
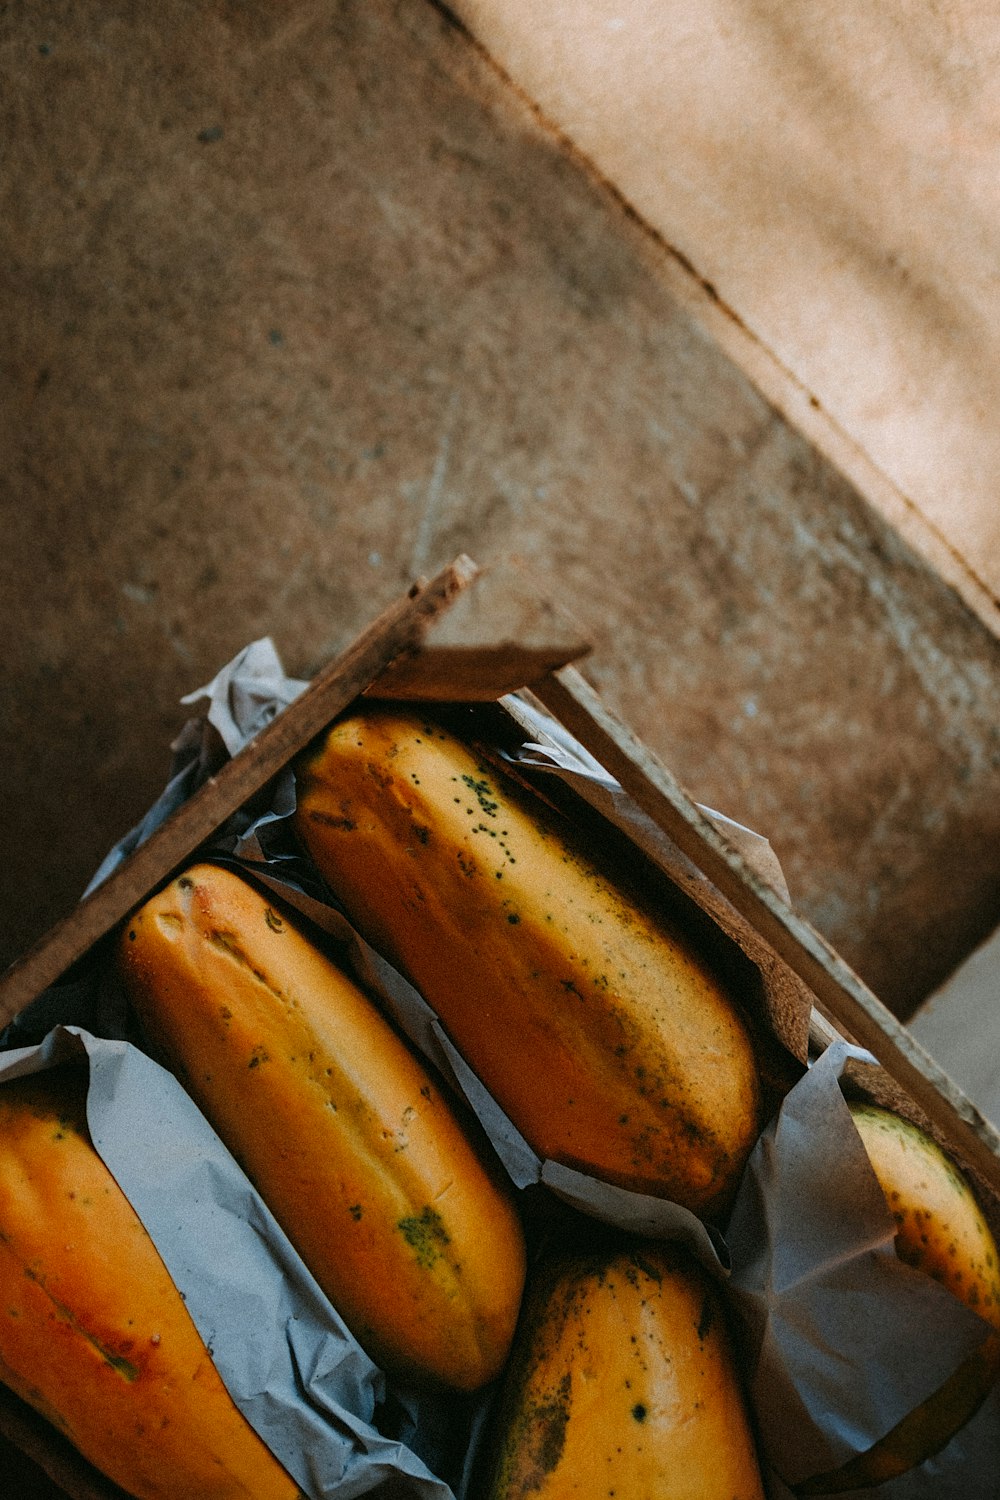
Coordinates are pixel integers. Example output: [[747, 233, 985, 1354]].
[[532, 663, 1000, 1199]]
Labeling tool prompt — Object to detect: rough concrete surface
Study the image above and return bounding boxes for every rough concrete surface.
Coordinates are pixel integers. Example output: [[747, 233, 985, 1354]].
[[2, 1, 999, 1013]]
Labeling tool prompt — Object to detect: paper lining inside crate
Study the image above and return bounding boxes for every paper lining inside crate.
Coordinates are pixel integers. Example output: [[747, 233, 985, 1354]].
[[3, 566, 1000, 1498], [728, 1041, 1000, 1497]]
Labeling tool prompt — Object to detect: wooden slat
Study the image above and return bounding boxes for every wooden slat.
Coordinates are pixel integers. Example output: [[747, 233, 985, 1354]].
[[0, 556, 481, 1028], [366, 554, 592, 699], [365, 640, 591, 701], [533, 663, 1000, 1197]]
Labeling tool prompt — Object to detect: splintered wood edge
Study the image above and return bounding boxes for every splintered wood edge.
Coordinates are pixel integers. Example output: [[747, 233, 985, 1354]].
[[533, 663, 1000, 1197], [366, 640, 593, 700], [368, 552, 593, 699], [0, 555, 482, 1028]]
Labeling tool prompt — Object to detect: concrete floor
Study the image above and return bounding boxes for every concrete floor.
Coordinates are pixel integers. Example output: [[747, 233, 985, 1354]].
[[910, 924, 1000, 1128], [3, 0, 1000, 1027], [3, 8, 1000, 1491]]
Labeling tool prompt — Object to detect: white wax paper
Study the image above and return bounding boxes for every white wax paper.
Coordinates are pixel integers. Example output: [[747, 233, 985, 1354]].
[[82, 639, 308, 896], [497, 691, 792, 904], [727, 1040, 1000, 1496]]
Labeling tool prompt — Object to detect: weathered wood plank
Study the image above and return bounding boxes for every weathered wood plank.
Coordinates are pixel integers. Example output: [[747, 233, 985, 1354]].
[[369, 557, 592, 698], [0, 558, 480, 1028]]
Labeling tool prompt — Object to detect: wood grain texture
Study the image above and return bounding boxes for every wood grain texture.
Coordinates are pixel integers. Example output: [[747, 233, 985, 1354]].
[[0, 557, 479, 1026]]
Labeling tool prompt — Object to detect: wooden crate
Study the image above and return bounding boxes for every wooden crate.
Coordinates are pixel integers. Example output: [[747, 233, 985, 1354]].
[[2, 554, 998, 1498]]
